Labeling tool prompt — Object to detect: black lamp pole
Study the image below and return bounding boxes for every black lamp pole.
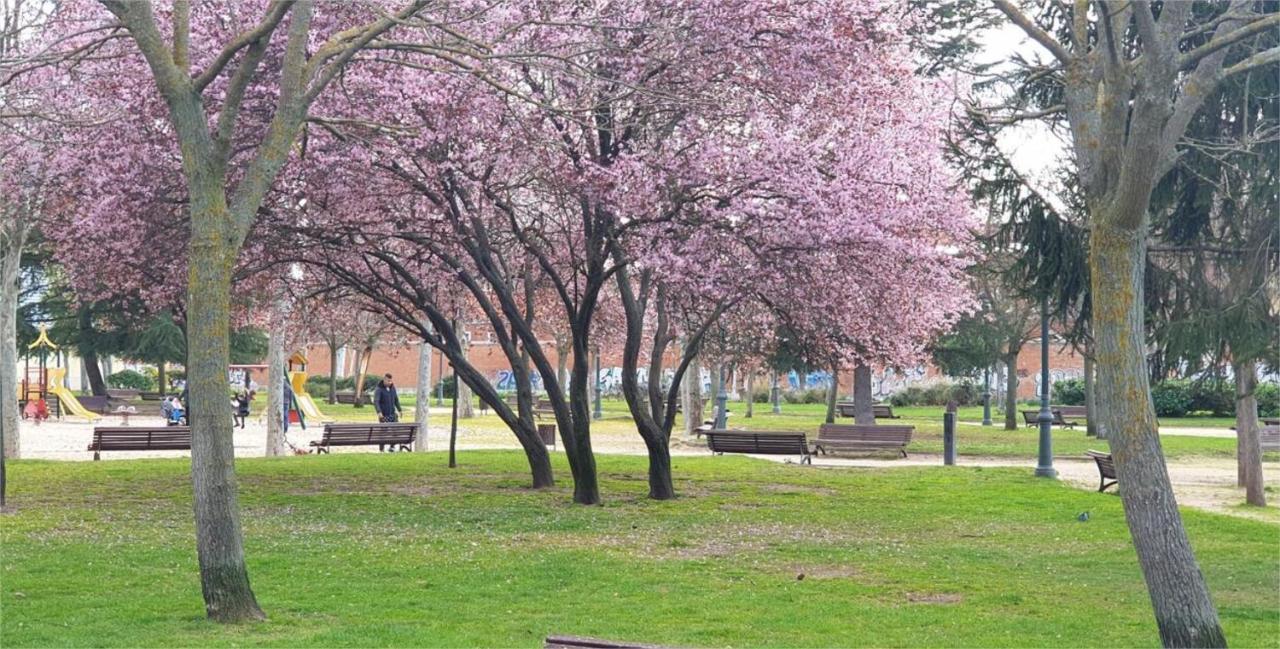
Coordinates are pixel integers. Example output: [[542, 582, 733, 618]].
[[1035, 297, 1057, 478]]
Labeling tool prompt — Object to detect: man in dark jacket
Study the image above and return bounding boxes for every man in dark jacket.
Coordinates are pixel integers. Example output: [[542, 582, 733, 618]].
[[374, 373, 402, 423]]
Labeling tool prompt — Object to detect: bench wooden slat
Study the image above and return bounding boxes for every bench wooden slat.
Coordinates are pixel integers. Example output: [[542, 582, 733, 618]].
[[814, 424, 912, 457], [311, 423, 418, 453], [1260, 426, 1280, 453], [705, 430, 811, 464], [545, 635, 672, 649], [88, 426, 191, 460], [1085, 450, 1117, 492]]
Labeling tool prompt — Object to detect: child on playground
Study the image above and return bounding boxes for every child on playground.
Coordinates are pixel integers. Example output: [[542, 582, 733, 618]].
[[232, 390, 253, 429]]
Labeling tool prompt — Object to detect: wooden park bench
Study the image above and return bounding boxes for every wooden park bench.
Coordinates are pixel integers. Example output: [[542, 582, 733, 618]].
[[812, 423, 913, 458], [139, 391, 164, 401], [310, 423, 417, 453], [87, 426, 191, 460], [872, 404, 900, 419], [835, 401, 857, 418], [1261, 426, 1280, 453], [1022, 409, 1079, 429], [545, 635, 673, 649], [334, 391, 363, 405], [1085, 450, 1117, 492], [705, 430, 811, 464], [1264, 418, 1280, 427]]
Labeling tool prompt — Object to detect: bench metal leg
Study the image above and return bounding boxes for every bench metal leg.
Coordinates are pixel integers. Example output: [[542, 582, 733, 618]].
[[1099, 478, 1117, 493], [93, 451, 100, 461], [801, 454, 812, 465]]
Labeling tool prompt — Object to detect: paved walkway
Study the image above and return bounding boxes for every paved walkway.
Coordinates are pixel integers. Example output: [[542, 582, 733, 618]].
[[12, 415, 1277, 522]]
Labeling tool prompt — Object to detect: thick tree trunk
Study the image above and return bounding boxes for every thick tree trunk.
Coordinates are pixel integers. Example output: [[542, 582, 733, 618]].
[[326, 340, 338, 404], [1084, 355, 1099, 438], [1092, 221, 1223, 647], [265, 318, 287, 457], [1004, 350, 1020, 430], [414, 342, 430, 451], [824, 365, 839, 424], [744, 368, 754, 418], [555, 334, 569, 394], [158, 362, 168, 396], [1, 238, 21, 461], [682, 355, 703, 438], [186, 237, 263, 622], [853, 363, 874, 425], [81, 348, 109, 397], [1232, 359, 1264, 505]]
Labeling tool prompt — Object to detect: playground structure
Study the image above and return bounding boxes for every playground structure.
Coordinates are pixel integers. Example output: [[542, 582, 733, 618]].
[[18, 326, 100, 421], [288, 351, 332, 424]]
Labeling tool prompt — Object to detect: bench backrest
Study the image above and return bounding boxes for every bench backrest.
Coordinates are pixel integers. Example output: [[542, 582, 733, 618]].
[[705, 430, 808, 455], [91, 426, 191, 450], [1085, 450, 1115, 478], [321, 423, 418, 444], [872, 404, 896, 417], [835, 402, 857, 417], [817, 423, 913, 444], [1055, 405, 1088, 417], [1260, 426, 1280, 452]]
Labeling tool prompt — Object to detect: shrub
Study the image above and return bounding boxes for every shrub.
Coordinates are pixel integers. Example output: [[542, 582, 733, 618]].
[[1189, 380, 1235, 417], [1257, 382, 1279, 418], [889, 381, 979, 407], [1151, 380, 1192, 417], [107, 369, 154, 392], [782, 387, 829, 404], [1052, 378, 1086, 406]]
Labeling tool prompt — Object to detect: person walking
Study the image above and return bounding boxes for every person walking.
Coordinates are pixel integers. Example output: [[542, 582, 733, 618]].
[[374, 373, 402, 423]]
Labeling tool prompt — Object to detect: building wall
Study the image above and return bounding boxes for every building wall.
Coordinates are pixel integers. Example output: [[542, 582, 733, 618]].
[[298, 337, 1087, 401]]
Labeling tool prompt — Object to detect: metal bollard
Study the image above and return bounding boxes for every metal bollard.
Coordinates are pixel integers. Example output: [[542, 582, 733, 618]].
[[943, 410, 957, 466]]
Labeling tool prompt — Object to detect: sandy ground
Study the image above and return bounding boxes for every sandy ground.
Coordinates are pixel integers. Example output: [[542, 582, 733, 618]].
[[12, 412, 1278, 522]]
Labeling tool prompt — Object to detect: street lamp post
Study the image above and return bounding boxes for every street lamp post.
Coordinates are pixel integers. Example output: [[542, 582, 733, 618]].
[[982, 367, 993, 426], [1035, 298, 1057, 478], [592, 348, 603, 420], [714, 364, 728, 429]]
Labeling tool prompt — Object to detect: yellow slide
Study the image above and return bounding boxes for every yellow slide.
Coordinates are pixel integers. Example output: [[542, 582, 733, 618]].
[[46, 368, 101, 421], [289, 371, 333, 423]]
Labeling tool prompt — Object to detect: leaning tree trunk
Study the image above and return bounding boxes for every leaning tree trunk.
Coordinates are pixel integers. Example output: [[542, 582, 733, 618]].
[[414, 341, 430, 451], [1092, 221, 1223, 647], [351, 345, 372, 407], [1084, 355, 1099, 438], [265, 318, 287, 457], [853, 363, 874, 425], [1003, 350, 1020, 430], [186, 230, 264, 621], [824, 365, 839, 424], [1232, 358, 1264, 505]]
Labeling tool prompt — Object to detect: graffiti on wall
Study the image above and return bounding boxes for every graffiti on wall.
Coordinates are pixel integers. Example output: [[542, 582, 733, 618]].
[[871, 366, 930, 399], [1033, 368, 1084, 397], [786, 370, 833, 390]]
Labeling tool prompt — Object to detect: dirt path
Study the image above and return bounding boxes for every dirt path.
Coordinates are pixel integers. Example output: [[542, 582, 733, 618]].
[[13, 416, 1277, 522]]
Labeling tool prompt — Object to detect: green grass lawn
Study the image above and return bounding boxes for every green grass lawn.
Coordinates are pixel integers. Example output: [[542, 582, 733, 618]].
[[303, 398, 1248, 461], [2, 452, 1277, 647]]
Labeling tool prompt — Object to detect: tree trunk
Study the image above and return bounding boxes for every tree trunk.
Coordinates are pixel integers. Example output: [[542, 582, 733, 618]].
[[1004, 350, 1020, 430], [186, 236, 263, 621], [80, 348, 109, 397], [1232, 359, 1264, 506], [350, 345, 371, 407], [414, 341, 430, 451], [158, 361, 168, 396], [824, 365, 839, 424], [1084, 355, 1099, 438], [265, 319, 287, 457], [853, 363, 874, 425], [1092, 221, 1223, 647], [744, 368, 754, 418], [1, 230, 22, 463], [327, 340, 339, 404], [555, 334, 569, 394], [457, 335, 474, 418]]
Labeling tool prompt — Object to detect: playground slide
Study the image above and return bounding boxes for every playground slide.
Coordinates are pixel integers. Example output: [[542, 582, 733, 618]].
[[45, 368, 101, 421], [289, 371, 333, 423]]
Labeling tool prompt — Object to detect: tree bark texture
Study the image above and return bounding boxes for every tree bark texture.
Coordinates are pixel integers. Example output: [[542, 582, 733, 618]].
[[265, 315, 287, 457], [1084, 355, 1099, 437], [1232, 359, 1264, 505], [414, 341, 430, 451], [1004, 350, 1020, 431], [853, 363, 874, 425], [1092, 221, 1223, 647], [744, 368, 754, 418], [1, 214, 25, 462], [326, 340, 339, 404], [187, 238, 264, 621], [456, 334, 474, 419]]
